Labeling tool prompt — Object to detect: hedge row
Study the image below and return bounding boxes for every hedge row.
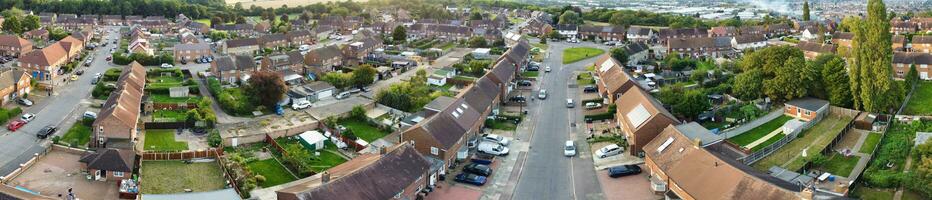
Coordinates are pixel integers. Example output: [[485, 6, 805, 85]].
[[0, 107, 24, 124]]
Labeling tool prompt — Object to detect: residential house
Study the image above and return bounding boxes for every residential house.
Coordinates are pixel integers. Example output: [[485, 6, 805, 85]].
[[555, 24, 578, 40], [831, 32, 854, 56], [128, 37, 153, 56], [59, 36, 85, 60], [101, 15, 122, 25], [521, 19, 553, 36], [303, 81, 336, 102], [400, 97, 481, 173], [24, 29, 49, 41], [92, 62, 146, 149], [614, 86, 680, 156], [891, 20, 916, 35], [461, 75, 501, 117], [304, 45, 342, 77], [214, 24, 255, 36], [0, 69, 31, 105], [643, 125, 804, 199], [667, 37, 734, 58], [173, 43, 211, 62], [578, 25, 626, 41], [783, 98, 829, 122], [286, 30, 315, 46], [428, 67, 456, 86], [796, 41, 836, 60], [800, 28, 818, 42], [740, 25, 768, 36], [502, 40, 531, 70], [259, 33, 289, 50], [179, 31, 200, 44], [658, 28, 708, 44], [731, 34, 767, 51], [79, 148, 136, 181], [594, 55, 638, 103], [342, 36, 383, 65], [625, 42, 651, 65], [626, 27, 654, 42], [260, 51, 306, 82], [212, 55, 258, 84], [912, 35, 932, 53], [893, 51, 932, 80], [222, 38, 260, 55], [915, 17, 932, 31], [254, 21, 271, 33], [275, 143, 433, 200], [709, 26, 738, 37], [18, 43, 67, 83], [0, 35, 33, 57], [766, 24, 792, 37], [893, 35, 907, 51], [185, 21, 210, 34], [424, 96, 457, 117]]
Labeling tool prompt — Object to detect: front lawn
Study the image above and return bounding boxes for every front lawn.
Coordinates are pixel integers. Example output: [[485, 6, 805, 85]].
[[152, 110, 188, 122], [60, 120, 92, 147], [140, 160, 227, 194], [859, 132, 883, 154], [728, 115, 793, 147], [485, 118, 518, 131], [576, 73, 595, 85], [339, 119, 390, 142], [247, 158, 298, 188], [562, 47, 604, 64], [818, 152, 860, 176], [148, 94, 201, 103], [522, 71, 539, 78], [143, 129, 189, 152], [904, 81, 932, 115], [752, 116, 853, 171]]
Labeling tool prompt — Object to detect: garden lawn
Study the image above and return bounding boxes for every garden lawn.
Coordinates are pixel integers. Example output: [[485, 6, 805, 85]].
[[148, 94, 200, 103], [60, 121, 91, 147], [904, 81, 932, 115], [140, 161, 226, 194], [818, 152, 860, 176], [749, 133, 785, 152], [577, 73, 595, 85], [248, 158, 298, 188], [752, 116, 853, 171], [152, 110, 187, 122], [144, 129, 189, 151], [562, 47, 604, 64], [340, 119, 390, 142], [522, 71, 539, 78], [485, 119, 517, 131], [728, 115, 793, 147], [859, 132, 883, 154], [194, 19, 211, 27]]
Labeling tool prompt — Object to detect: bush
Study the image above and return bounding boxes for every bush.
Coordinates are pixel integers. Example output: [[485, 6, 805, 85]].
[[208, 129, 222, 147]]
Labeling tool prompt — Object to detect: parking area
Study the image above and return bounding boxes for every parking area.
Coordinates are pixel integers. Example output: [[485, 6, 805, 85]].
[[596, 164, 662, 200], [425, 181, 482, 200], [590, 141, 645, 170], [8, 150, 120, 200]]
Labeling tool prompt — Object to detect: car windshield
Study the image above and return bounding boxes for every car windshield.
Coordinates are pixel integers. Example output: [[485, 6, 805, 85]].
[[565, 145, 575, 150]]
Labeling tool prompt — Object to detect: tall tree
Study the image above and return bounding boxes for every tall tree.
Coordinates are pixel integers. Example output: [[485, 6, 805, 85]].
[[674, 90, 711, 120], [610, 48, 629, 65], [802, 0, 811, 21], [822, 56, 853, 107], [246, 71, 287, 109], [1, 15, 23, 35], [392, 25, 407, 43], [764, 57, 810, 102], [21, 15, 39, 32], [851, 0, 897, 113], [733, 69, 763, 100], [906, 64, 919, 90], [558, 10, 580, 25], [352, 64, 377, 87]]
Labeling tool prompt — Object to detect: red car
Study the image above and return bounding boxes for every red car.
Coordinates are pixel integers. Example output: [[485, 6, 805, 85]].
[[7, 119, 26, 131]]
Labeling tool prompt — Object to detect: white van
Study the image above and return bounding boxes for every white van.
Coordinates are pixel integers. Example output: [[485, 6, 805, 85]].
[[566, 99, 574, 108], [478, 142, 510, 156]]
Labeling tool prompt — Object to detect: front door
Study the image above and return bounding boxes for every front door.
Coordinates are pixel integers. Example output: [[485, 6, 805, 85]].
[[95, 170, 103, 180]]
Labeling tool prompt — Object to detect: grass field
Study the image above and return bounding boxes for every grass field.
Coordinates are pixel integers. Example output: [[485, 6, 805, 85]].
[[143, 129, 189, 152], [339, 119, 390, 142], [818, 152, 860, 176], [562, 47, 604, 64], [752, 116, 853, 171], [148, 94, 201, 103], [522, 71, 539, 78], [140, 161, 227, 194], [904, 81, 932, 115], [248, 158, 298, 188], [859, 132, 883, 154], [60, 121, 91, 147], [728, 115, 793, 147]]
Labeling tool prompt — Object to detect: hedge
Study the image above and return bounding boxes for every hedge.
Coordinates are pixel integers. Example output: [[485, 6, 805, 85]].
[[0, 107, 24, 124], [112, 52, 174, 66], [103, 68, 123, 82], [584, 104, 617, 121]]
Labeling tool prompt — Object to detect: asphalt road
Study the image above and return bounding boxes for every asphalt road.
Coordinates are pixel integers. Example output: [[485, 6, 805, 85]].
[[512, 41, 608, 200], [0, 27, 121, 176]]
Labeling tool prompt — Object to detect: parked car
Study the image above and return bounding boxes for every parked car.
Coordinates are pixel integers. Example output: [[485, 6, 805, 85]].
[[607, 165, 642, 178], [20, 113, 36, 123], [509, 96, 526, 103], [585, 102, 603, 110], [526, 66, 539, 71], [537, 89, 547, 99], [36, 125, 57, 139], [517, 80, 532, 86], [478, 141, 510, 156], [583, 85, 598, 93], [566, 99, 574, 108], [160, 63, 174, 68], [75, 70, 84, 75], [481, 133, 510, 146], [454, 173, 487, 186], [105, 56, 111, 61], [83, 111, 98, 119], [463, 163, 493, 176], [7, 119, 26, 131], [564, 140, 577, 157], [16, 98, 33, 106], [545, 66, 551, 72], [292, 100, 311, 110], [595, 144, 623, 158], [180, 59, 187, 65], [335, 91, 351, 99]]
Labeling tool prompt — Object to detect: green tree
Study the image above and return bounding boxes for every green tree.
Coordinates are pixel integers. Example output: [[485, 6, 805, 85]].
[[539, 33, 548, 44], [352, 64, 377, 87], [21, 15, 39, 32], [802, 0, 811, 21], [906, 64, 919, 89], [210, 16, 222, 27], [392, 25, 407, 43], [674, 90, 711, 120], [821, 55, 853, 107], [733, 68, 764, 100], [690, 69, 708, 86], [246, 71, 287, 109], [851, 0, 897, 113], [764, 57, 810, 102], [558, 10, 580, 25], [467, 36, 488, 48], [657, 84, 685, 105], [1, 15, 23, 34], [840, 16, 860, 32], [610, 48, 629, 65], [322, 72, 353, 89], [280, 14, 289, 23], [235, 16, 247, 24]]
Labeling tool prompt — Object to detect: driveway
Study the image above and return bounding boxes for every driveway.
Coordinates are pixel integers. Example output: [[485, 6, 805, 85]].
[[596, 165, 661, 200], [8, 150, 121, 200], [0, 26, 122, 176]]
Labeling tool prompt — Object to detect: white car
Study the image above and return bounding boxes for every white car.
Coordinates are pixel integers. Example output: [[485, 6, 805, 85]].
[[545, 66, 551, 72], [564, 140, 577, 157], [21, 113, 36, 122], [478, 142, 510, 156], [595, 144, 623, 158], [585, 102, 603, 110], [160, 63, 174, 68], [482, 134, 510, 146], [292, 100, 311, 110], [537, 89, 547, 99]]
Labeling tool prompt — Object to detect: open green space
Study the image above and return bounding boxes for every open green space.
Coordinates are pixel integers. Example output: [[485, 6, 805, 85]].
[[818, 152, 860, 176], [859, 132, 883, 154], [729, 115, 793, 147], [140, 160, 227, 194], [247, 158, 298, 188], [752, 116, 853, 171], [194, 19, 211, 27], [339, 119, 390, 142], [562, 47, 604, 64], [60, 120, 92, 147], [749, 133, 786, 152], [143, 129, 189, 152], [904, 81, 932, 115]]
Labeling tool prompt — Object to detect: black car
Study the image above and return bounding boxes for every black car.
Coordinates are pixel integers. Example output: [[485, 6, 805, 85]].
[[180, 59, 188, 64], [526, 66, 539, 71], [509, 96, 526, 103], [37, 125, 58, 139], [463, 163, 493, 176], [517, 80, 532, 86], [583, 85, 598, 93], [454, 173, 487, 186], [607, 165, 642, 178]]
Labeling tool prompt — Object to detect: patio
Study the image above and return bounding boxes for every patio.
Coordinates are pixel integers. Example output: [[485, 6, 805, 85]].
[[9, 150, 120, 200]]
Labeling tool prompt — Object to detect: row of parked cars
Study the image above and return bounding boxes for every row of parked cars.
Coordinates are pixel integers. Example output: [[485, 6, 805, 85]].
[[454, 134, 512, 186], [6, 112, 57, 139]]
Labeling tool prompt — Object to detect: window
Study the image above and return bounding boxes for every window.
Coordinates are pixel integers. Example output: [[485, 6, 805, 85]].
[[113, 171, 124, 177], [430, 147, 439, 155], [805, 111, 811, 115]]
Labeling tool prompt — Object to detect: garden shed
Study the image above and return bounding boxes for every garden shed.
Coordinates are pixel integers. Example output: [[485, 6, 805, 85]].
[[781, 119, 806, 136], [168, 87, 189, 98], [298, 131, 327, 150]]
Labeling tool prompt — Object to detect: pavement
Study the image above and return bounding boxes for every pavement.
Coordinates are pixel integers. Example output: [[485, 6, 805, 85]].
[[511, 41, 609, 200], [595, 165, 661, 200], [0, 27, 122, 176]]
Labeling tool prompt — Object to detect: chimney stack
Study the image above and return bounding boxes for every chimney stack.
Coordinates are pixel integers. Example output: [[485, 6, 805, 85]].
[[321, 172, 331, 184], [380, 146, 387, 155]]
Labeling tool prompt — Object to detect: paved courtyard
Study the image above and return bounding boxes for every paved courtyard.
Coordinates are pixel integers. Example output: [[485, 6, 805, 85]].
[[425, 182, 482, 200], [8, 150, 120, 200], [596, 165, 661, 200]]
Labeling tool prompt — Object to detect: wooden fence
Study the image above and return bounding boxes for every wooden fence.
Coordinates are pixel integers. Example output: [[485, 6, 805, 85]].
[[140, 148, 222, 160], [151, 102, 198, 110]]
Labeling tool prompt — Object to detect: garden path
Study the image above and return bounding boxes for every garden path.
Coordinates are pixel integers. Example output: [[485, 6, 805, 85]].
[[745, 129, 784, 149], [721, 109, 783, 139]]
